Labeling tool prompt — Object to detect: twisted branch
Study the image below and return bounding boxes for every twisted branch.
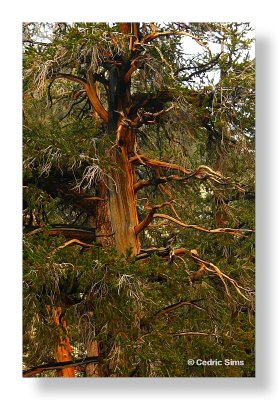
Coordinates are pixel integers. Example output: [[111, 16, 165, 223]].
[[55, 73, 108, 122], [130, 154, 229, 185], [136, 247, 252, 301], [153, 213, 255, 236], [134, 201, 172, 235]]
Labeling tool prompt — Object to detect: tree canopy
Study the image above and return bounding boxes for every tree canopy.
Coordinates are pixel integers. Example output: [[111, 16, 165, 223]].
[[23, 22, 255, 377]]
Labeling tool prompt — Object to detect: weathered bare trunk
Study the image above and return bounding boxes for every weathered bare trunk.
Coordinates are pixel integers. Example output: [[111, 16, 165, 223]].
[[108, 137, 140, 254]]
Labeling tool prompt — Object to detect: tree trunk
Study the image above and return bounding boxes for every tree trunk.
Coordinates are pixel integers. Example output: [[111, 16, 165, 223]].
[[94, 24, 141, 255], [51, 307, 75, 377], [86, 340, 100, 377], [108, 134, 140, 255]]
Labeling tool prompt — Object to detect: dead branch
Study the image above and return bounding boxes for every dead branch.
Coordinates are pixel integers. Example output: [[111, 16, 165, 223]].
[[134, 174, 196, 192], [152, 213, 255, 236], [142, 28, 209, 51], [136, 246, 252, 301], [51, 239, 93, 254], [172, 331, 218, 337], [130, 154, 228, 185], [155, 299, 205, 316], [55, 73, 108, 122], [134, 201, 172, 235], [189, 249, 207, 282], [128, 91, 174, 118], [26, 225, 97, 243], [23, 356, 99, 377]]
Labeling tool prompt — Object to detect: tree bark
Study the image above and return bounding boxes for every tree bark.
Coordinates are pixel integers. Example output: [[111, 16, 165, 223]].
[[86, 340, 100, 377], [50, 307, 75, 377], [93, 130, 140, 255], [108, 135, 140, 255]]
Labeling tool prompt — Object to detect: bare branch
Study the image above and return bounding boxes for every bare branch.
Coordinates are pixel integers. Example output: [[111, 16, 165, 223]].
[[142, 28, 210, 52], [23, 356, 98, 377], [26, 225, 97, 243], [55, 73, 109, 123], [134, 201, 171, 235], [136, 247, 253, 301], [172, 331, 218, 337], [130, 154, 228, 185], [51, 239, 93, 255], [152, 213, 255, 236], [155, 299, 205, 316]]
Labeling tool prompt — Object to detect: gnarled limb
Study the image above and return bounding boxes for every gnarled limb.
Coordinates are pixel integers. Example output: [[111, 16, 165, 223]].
[[55, 73, 109, 122], [134, 201, 171, 235], [130, 154, 228, 185], [136, 247, 252, 301], [51, 239, 93, 254], [26, 225, 98, 243], [131, 103, 175, 127], [153, 213, 255, 236], [142, 26, 209, 51]]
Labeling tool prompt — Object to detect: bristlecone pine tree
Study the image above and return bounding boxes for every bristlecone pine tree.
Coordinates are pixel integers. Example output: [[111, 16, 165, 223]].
[[23, 22, 255, 377]]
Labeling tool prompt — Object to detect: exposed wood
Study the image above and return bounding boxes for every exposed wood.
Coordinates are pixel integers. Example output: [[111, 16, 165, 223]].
[[108, 133, 140, 254], [56, 73, 109, 122], [124, 59, 139, 84], [134, 202, 171, 235], [49, 306, 75, 377], [130, 154, 227, 184], [85, 81, 109, 123], [51, 239, 93, 254], [153, 213, 255, 236]]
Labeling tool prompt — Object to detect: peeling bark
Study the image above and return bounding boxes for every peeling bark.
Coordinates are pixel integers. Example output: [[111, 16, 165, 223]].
[[108, 130, 140, 254]]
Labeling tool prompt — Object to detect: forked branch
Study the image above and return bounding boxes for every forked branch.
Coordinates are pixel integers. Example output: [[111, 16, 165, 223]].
[[136, 247, 252, 301], [142, 26, 209, 51], [55, 73, 108, 122], [134, 201, 172, 235], [51, 239, 93, 255], [130, 154, 229, 185]]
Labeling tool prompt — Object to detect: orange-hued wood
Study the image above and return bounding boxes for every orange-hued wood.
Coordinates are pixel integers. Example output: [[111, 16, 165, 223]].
[[51, 307, 75, 377], [108, 126, 140, 254]]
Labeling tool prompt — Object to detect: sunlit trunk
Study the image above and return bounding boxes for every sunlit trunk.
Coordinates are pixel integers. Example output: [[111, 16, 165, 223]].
[[51, 306, 75, 377]]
